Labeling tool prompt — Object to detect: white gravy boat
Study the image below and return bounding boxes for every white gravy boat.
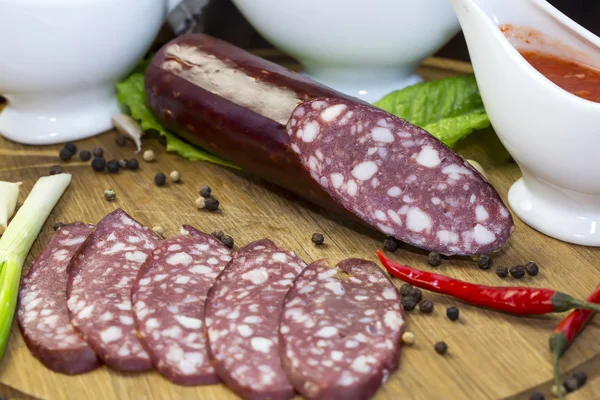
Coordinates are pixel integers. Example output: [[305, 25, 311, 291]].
[[0, 0, 182, 145], [450, 0, 600, 246]]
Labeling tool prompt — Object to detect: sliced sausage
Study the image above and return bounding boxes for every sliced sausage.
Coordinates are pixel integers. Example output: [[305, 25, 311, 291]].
[[66, 209, 161, 372], [132, 225, 232, 385], [279, 259, 405, 400], [204, 239, 306, 400], [286, 98, 514, 255], [18, 223, 99, 374], [146, 34, 513, 255]]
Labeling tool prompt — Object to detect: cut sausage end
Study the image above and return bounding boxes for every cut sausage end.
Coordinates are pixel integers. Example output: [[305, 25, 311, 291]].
[[286, 98, 514, 255]]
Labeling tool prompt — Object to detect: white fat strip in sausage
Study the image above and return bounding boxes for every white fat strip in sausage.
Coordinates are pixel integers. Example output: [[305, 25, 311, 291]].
[[377, 224, 395, 235], [442, 164, 473, 180], [476, 205, 489, 222], [330, 173, 344, 189], [301, 121, 320, 143], [241, 267, 269, 285], [204, 239, 306, 398], [437, 230, 459, 244], [59, 236, 88, 246], [387, 210, 403, 226], [280, 259, 404, 399], [351, 161, 378, 181], [387, 186, 402, 197], [347, 179, 358, 197], [132, 229, 231, 384], [320, 104, 347, 122], [371, 127, 395, 143], [163, 44, 301, 126], [406, 207, 433, 233], [415, 145, 441, 168], [473, 224, 497, 245], [374, 210, 387, 221]]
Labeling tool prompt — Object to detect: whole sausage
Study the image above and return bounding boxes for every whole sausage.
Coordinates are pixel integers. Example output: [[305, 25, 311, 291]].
[[146, 34, 513, 255], [146, 34, 358, 215]]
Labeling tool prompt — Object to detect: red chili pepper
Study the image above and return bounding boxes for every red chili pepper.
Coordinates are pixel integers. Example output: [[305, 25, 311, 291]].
[[377, 251, 600, 315], [549, 284, 600, 399]]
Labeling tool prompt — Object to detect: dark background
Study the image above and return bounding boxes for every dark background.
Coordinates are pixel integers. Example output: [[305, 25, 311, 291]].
[[199, 0, 600, 61]]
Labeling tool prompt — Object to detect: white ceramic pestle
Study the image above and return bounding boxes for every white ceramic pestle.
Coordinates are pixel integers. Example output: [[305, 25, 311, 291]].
[[450, 0, 600, 246]]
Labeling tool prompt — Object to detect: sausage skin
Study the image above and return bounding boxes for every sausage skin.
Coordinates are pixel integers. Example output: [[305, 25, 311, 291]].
[[146, 34, 513, 255]]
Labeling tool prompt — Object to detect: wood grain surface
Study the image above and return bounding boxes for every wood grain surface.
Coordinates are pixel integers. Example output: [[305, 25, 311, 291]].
[[1, 58, 599, 400]]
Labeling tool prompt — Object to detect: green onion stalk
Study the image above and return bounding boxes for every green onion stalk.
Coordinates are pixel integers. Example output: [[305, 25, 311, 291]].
[[0, 173, 71, 360]]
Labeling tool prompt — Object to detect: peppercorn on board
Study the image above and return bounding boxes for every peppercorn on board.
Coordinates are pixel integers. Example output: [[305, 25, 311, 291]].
[[1, 57, 600, 400]]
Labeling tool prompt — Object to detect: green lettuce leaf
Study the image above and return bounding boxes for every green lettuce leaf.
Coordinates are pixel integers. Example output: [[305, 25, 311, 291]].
[[374, 74, 489, 147], [116, 71, 239, 169]]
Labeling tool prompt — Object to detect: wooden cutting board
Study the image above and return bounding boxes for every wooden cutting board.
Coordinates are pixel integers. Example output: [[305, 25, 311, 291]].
[[1, 57, 600, 400]]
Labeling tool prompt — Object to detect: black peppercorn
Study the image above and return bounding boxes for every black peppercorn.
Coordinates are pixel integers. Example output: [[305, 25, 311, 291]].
[[564, 377, 579, 393], [529, 391, 545, 400], [525, 262, 539, 276], [49, 165, 64, 175], [382, 237, 398, 252], [510, 265, 526, 279], [401, 296, 418, 311], [53, 222, 65, 231], [64, 143, 77, 154], [419, 300, 434, 313], [104, 189, 116, 202], [496, 266, 509, 278], [312, 233, 325, 245], [92, 147, 104, 158], [407, 287, 422, 303], [427, 251, 442, 267], [434, 341, 448, 355], [91, 157, 106, 172], [221, 235, 234, 249], [116, 134, 127, 147], [59, 147, 73, 161], [199, 185, 212, 198], [106, 160, 120, 174], [204, 197, 219, 211], [79, 150, 91, 162], [118, 159, 128, 169], [399, 283, 413, 297], [126, 158, 139, 170], [477, 254, 493, 269], [573, 371, 588, 388], [154, 172, 167, 186], [211, 230, 224, 240], [446, 306, 460, 321]]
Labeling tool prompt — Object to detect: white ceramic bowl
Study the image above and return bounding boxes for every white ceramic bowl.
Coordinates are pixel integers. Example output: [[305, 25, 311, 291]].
[[0, 0, 180, 145], [451, 0, 600, 246], [231, 0, 461, 103]]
